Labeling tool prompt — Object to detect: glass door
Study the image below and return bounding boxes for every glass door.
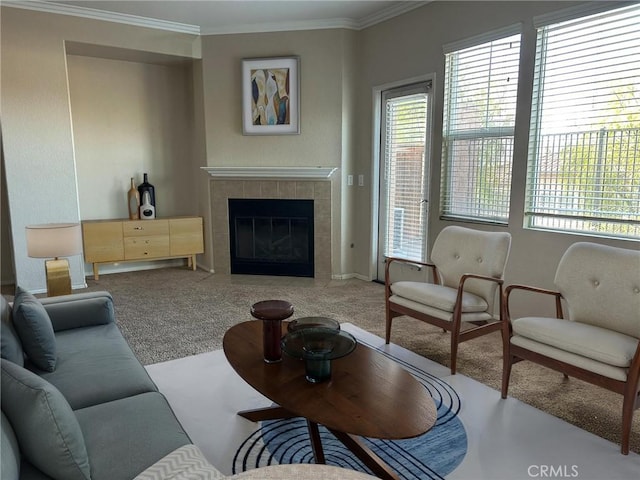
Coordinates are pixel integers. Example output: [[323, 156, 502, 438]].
[[376, 82, 432, 281]]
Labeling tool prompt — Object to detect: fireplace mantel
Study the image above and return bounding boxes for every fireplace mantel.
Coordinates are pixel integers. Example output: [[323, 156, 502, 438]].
[[201, 166, 338, 179]]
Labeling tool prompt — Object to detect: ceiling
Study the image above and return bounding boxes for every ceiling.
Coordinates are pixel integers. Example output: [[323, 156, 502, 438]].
[[27, 1, 428, 35]]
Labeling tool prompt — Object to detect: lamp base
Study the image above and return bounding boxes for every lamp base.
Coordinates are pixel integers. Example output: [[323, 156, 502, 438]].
[[45, 258, 72, 297]]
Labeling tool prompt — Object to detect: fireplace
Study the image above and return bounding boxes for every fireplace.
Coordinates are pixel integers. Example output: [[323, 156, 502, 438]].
[[228, 198, 314, 277]]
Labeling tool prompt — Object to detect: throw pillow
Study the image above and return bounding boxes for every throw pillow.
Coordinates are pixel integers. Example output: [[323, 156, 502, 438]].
[[12, 286, 56, 372], [1, 296, 24, 367], [0, 359, 91, 480]]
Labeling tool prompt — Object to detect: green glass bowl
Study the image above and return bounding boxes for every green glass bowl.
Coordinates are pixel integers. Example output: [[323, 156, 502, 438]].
[[281, 327, 356, 383]]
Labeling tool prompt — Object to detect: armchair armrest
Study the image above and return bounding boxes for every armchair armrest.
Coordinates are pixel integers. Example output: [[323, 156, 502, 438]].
[[504, 284, 564, 322], [40, 291, 115, 332], [384, 257, 438, 288], [456, 273, 505, 320]]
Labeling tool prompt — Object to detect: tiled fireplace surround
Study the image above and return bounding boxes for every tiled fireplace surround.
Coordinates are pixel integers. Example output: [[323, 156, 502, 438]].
[[206, 168, 336, 280]]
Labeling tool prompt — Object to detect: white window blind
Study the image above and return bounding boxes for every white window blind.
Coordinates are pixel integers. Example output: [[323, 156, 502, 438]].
[[441, 33, 521, 223], [382, 83, 430, 262], [525, 4, 640, 239]]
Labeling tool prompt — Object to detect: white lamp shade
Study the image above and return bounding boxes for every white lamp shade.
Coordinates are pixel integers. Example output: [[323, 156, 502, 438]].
[[26, 223, 83, 258]]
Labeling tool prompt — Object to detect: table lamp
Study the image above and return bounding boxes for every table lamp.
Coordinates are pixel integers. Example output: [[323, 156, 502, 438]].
[[26, 223, 82, 297]]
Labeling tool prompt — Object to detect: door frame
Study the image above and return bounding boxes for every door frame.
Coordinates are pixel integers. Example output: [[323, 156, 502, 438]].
[[369, 73, 435, 282]]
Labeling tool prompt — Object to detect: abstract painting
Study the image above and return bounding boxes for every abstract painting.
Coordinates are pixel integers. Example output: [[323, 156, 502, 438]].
[[242, 57, 300, 135]]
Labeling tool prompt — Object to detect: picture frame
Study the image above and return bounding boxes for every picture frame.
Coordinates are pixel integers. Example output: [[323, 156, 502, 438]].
[[242, 56, 300, 135]]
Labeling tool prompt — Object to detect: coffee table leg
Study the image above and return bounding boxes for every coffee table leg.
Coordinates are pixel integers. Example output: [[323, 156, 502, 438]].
[[306, 420, 326, 464], [328, 428, 400, 480], [238, 405, 295, 422]]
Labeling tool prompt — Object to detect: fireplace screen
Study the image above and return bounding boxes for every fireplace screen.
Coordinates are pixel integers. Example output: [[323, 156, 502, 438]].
[[228, 199, 314, 277]]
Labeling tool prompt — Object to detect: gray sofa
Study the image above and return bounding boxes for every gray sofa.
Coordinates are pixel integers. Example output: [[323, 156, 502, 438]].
[[0, 290, 193, 480]]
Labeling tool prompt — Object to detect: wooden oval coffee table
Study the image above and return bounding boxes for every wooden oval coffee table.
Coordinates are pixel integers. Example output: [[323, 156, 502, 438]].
[[223, 321, 437, 480]]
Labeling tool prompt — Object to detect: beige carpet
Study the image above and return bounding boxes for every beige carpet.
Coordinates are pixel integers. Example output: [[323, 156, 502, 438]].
[[80, 267, 639, 455]]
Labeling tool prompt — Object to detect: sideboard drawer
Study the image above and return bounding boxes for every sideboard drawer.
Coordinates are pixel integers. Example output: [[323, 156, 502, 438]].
[[123, 220, 169, 237], [124, 235, 170, 259]]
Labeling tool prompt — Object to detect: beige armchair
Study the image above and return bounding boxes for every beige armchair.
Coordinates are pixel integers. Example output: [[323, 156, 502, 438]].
[[501, 242, 640, 454], [385, 226, 512, 374]]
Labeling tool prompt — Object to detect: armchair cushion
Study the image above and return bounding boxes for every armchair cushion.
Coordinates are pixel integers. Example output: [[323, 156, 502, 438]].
[[512, 316, 637, 368], [389, 295, 493, 323], [391, 281, 488, 313], [430, 226, 511, 303], [510, 336, 629, 382], [12, 287, 57, 372], [554, 242, 640, 339]]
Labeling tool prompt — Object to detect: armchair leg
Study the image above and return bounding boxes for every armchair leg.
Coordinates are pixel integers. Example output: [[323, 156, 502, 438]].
[[620, 379, 639, 455], [501, 355, 513, 399], [450, 336, 458, 375], [385, 308, 392, 344]]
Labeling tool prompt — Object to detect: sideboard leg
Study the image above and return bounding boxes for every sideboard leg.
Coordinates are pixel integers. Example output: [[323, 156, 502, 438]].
[[93, 263, 99, 281]]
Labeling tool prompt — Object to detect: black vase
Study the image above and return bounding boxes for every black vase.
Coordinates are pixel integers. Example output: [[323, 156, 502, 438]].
[[137, 173, 156, 215]]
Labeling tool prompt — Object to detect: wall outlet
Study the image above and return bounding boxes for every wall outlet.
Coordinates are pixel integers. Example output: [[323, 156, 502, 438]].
[[358, 174, 364, 186], [347, 175, 353, 186]]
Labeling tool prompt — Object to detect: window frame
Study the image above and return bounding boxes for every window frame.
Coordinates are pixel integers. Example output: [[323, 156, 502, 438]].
[[524, 3, 640, 240], [440, 25, 523, 225]]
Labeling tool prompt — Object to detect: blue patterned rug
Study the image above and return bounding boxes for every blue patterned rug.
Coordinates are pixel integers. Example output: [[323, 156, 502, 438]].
[[231, 337, 468, 479]]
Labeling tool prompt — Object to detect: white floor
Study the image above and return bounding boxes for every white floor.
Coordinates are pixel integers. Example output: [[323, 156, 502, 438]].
[[146, 324, 640, 480]]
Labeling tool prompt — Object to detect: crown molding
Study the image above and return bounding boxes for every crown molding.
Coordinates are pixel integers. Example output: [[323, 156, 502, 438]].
[[201, 1, 430, 35], [358, 1, 430, 30], [201, 166, 338, 179], [201, 17, 358, 36], [3, 1, 430, 36], [2, 1, 201, 35]]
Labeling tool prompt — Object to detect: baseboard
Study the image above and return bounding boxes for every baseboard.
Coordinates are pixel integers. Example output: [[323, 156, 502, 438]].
[[331, 273, 372, 281], [195, 262, 215, 273]]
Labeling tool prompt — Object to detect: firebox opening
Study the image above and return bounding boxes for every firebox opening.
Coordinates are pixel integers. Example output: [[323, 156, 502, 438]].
[[228, 198, 314, 277]]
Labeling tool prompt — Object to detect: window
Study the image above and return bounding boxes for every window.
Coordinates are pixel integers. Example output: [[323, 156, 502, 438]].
[[441, 29, 521, 223], [526, 4, 640, 239], [378, 82, 431, 268]]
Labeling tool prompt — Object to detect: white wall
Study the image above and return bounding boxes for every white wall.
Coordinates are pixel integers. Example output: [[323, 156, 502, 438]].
[[67, 55, 195, 220], [198, 29, 356, 276], [1, 6, 200, 292]]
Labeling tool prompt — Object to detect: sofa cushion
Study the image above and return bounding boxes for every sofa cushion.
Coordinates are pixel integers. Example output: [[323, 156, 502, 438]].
[[12, 287, 56, 372], [1, 411, 20, 480], [38, 323, 158, 409], [75, 392, 191, 480], [0, 359, 91, 480], [1, 297, 24, 367], [16, 461, 54, 480]]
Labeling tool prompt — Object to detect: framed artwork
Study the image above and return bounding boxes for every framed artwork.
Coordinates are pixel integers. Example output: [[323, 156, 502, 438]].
[[242, 56, 300, 135]]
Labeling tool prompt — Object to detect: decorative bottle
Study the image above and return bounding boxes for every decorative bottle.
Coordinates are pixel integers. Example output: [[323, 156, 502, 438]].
[[127, 178, 140, 220], [139, 191, 156, 220], [137, 173, 156, 216]]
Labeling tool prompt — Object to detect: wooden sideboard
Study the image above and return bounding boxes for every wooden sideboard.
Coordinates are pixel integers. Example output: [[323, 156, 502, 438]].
[[82, 217, 204, 280]]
